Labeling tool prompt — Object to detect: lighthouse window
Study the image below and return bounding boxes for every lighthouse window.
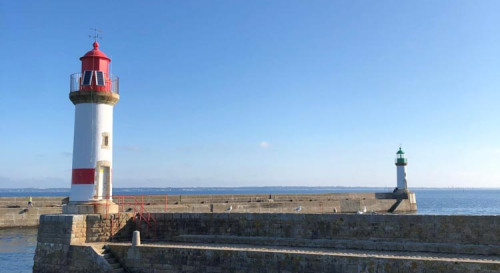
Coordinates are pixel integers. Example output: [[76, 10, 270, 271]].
[[101, 132, 110, 149], [95, 71, 105, 86], [82, 70, 93, 85]]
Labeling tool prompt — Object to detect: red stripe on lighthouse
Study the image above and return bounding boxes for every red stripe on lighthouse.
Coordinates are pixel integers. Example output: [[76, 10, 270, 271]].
[[71, 168, 95, 184]]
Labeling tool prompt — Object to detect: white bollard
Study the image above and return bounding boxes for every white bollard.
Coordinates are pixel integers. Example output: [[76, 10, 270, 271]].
[[132, 230, 141, 246]]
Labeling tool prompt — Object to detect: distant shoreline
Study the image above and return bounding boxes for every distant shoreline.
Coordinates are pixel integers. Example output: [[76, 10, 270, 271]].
[[0, 186, 499, 198], [2, 186, 499, 190]]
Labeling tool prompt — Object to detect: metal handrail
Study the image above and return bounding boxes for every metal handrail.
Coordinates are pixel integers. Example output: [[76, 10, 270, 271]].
[[112, 194, 163, 240], [70, 72, 119, 94], [113, 194, 168, 212]]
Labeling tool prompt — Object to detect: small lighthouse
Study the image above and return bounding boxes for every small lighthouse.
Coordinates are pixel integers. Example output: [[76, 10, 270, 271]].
[[395, 147, 408, 193], [63, 40, 120, 214]]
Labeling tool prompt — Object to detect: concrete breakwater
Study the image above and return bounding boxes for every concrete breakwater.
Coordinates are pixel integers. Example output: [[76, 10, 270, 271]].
[[34, 212, 500, 273], [0, 197, 66, 228], [0, 192, 416, 228]]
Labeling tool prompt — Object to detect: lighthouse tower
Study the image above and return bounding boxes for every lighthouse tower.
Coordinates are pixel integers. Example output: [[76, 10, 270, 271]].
[[395, 147, 408, 193], [63, 41, 120, 214]]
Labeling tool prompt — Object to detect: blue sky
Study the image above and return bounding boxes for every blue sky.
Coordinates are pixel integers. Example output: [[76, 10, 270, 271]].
[[1, 1, 500, 188]]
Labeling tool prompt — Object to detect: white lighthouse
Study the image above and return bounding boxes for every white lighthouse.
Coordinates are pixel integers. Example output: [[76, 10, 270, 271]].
[[64, 41, 120, 214], [395, 147, 408, 193]]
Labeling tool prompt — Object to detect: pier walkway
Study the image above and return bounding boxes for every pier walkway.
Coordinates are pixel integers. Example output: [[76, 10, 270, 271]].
[[104, 241, 500, 273], [106, 241, 500, 264]]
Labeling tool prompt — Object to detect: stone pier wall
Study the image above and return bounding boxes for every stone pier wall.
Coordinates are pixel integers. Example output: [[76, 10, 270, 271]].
[[33, 213, 134, 272], [0, 197, 66, 228], [120, 192, 417, 214], [108, 244, 500, 273], [142, 213, 500, 256], [1, 192, 416, 228], [33, 212, 500, 273]]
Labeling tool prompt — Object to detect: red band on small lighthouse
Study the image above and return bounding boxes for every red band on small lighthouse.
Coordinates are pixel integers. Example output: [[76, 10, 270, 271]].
[[71, 169, 95, 184]]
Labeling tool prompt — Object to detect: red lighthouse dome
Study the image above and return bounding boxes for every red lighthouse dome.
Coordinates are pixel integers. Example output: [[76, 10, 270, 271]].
[[79, 41, 112, 92], [81, 41, 110, 60], [69, 41, 119, 105]]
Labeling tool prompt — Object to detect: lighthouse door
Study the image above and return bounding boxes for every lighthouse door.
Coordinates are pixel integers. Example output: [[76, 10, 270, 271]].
[[95, 166, 111, 200], [102, 167, 111, 200]]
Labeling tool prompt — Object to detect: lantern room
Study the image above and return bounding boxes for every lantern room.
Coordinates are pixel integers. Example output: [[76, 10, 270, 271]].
[[70, 41, 119, 94], [395, 147, 407, 165]]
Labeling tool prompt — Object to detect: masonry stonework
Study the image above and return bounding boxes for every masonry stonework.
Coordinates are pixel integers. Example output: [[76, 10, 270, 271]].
[[34, 212, 500, 273], [33, 213, 134, 273], [108, 244, 500, 273], [0, 197, 66, 228], [1, 192, 416, 228]]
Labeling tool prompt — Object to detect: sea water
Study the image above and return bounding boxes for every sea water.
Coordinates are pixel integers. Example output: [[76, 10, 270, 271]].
[[0, 228, 37, 273], [1, 187, 500, 272]]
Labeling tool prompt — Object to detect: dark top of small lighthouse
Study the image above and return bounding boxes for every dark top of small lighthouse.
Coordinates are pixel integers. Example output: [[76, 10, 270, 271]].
[[395, 147, 407, 166], [80, 41, 111, 61]]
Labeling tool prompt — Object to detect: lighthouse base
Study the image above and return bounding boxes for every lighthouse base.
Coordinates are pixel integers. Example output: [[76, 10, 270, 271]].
[[393, 188, 413, 198], [63, 200, 119, 215]]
